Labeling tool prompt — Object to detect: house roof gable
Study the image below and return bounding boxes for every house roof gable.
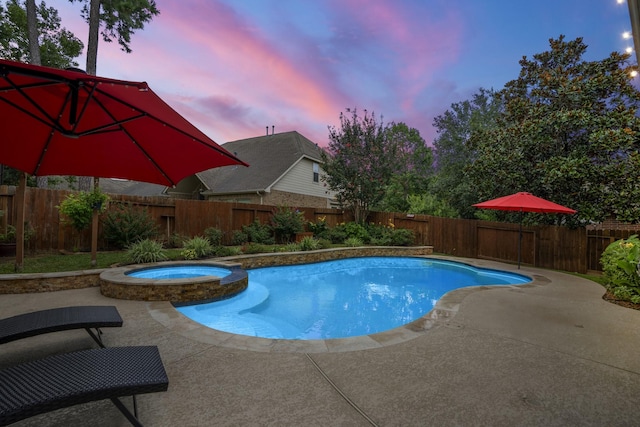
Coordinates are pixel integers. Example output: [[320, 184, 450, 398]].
[[197, 131, 326, 194]]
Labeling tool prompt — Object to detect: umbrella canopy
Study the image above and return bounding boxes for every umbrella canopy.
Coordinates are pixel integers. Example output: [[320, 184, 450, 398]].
[[472, 192, 576, 214], [473, 192, 576, 268], [0, 58, 248, 186]]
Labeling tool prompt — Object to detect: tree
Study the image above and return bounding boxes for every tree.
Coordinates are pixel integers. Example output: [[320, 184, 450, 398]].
[[0, 0, 83, 68], [432, 88, 502, 218], [69, 0, 159, 75], [68, 0, 159, 190], [322, 109, 394, 223], [378, 122, 434, 212], [468, 36, 640, 225]]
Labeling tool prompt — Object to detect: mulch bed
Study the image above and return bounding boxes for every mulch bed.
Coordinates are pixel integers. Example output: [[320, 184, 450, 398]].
[[603, 291, 640, 311]]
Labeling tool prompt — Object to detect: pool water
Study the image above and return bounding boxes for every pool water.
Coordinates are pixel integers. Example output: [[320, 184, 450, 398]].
[[127, 265, 232, 279], [176, 257, 530, 340]]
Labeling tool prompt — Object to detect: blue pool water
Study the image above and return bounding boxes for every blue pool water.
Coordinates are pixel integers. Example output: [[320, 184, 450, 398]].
[[176, 257, 530, 340], [127, 265, 232, 279]]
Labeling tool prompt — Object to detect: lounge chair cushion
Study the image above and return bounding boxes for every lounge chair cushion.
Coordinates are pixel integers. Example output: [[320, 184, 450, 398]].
[[0, 346, 168, 426]]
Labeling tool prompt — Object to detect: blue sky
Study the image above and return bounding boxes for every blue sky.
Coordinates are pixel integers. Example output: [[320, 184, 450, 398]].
[[55, 0, 634, 146]]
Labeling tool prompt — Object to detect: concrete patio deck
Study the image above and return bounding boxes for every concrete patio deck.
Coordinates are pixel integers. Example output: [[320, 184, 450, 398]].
[[2, 256, 640, 426]]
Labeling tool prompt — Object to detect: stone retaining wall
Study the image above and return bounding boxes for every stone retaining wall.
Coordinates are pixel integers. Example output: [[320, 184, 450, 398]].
[[0, 246, 433, 295]]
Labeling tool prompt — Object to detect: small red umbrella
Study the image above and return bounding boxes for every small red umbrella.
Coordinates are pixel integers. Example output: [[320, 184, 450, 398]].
[[473, 192, 576, 268], [0, 59, 249, 269]]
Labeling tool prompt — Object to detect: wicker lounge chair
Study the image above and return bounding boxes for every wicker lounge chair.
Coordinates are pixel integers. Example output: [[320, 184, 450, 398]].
[[0, 345, 168, 426], [0, 306, 123, 348]]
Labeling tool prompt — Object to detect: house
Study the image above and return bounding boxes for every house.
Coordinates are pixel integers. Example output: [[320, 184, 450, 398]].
[[166, 131, 337, 208]]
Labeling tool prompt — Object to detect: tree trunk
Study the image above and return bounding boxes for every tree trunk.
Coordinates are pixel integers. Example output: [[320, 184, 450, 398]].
[[25, 0, 41, 65], [86, 0, 101, 75]]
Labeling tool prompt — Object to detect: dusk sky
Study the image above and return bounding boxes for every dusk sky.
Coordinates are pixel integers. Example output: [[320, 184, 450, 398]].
[[55, 0, 634, 147]]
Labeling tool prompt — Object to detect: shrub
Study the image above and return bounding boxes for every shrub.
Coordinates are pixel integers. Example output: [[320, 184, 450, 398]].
[[182, 236, 214, 259], [127, 239, 167, 264], [343, 222, 370, 242], [242, 220, 274, 244], [270, 206, 304, 243], [344, 237, 364, 247], [390, 228, 414, 246], [166, 232, 187, 249], [204, 227, 224, 246], [231, 230, 248, 245], [241, 242, 268, 254], [326, 223, 347, 244], [308, 216, 329, 239], [103, 203, 159, 249], [57, 189, 109, 232], [601, 235, 640, 303], [214, 246, 242, 257], [299, 236, 320, 251]]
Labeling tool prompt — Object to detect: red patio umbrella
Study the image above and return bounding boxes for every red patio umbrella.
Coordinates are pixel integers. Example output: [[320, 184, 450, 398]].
[[0, 58, 247, 184], [0, 59, 248, 269], [473, 192, 576, 268]]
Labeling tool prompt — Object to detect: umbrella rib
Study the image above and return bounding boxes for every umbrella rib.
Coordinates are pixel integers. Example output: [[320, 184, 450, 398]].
[[93, 86, 246, 163], [88, 90, 176, 186], [1, 76, 68, 133]]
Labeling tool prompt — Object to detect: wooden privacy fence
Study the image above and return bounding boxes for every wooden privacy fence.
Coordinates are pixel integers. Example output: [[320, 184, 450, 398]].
[[1, 186, 636, 274]]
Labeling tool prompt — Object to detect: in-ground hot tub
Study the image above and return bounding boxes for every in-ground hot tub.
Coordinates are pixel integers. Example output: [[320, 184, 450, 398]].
[[99, 261, 248, 302]]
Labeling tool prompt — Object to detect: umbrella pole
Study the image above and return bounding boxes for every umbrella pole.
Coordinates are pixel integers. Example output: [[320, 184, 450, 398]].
[[91, 178, 99, 267], [14, 172, 26, 272], [518, 210, 522, 269]]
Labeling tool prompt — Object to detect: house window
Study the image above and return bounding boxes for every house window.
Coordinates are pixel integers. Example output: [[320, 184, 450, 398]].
[[313, 163, 319, 183]]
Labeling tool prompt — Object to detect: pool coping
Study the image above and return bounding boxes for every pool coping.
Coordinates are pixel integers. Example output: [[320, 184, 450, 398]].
[[147, 254, 547, 353]]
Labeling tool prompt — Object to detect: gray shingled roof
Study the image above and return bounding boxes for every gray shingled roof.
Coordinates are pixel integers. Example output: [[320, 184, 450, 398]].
[[197, 131, 325, 194], [99, 179, 167, 197]]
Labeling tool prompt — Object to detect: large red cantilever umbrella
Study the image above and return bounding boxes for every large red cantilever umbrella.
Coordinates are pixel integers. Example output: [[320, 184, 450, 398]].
[[473, 192, 576, 268], [0, 58, 248, 269]]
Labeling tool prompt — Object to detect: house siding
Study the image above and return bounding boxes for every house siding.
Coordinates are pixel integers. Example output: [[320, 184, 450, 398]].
[[273, 158, 334, 199]]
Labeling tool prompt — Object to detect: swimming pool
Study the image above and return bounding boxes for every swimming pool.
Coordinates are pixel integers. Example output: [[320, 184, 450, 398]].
[[126, 265, 232, 279], [176, 257, 530, 340]]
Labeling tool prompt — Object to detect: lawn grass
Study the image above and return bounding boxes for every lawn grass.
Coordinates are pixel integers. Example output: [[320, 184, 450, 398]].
[[0, 249, 184, 274]]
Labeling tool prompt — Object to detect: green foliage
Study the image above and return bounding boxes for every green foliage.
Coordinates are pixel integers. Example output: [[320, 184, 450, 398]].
[[467, 36, 640, 225], [325, 224, 347, 244], [102, 202, 158, 249], [231, 230, 248, 245], [299, 236, 320, 251], [344, 237, 363, 247], [0, 0, 84, 67], [432, 88, 501, 219], [241, 242, 268, 254], [57, 189, 109, 232], [242, 220, 274, 244], [270, 206, 304, 243], [377, 122, 434, 212], [406, 193, 458, 218], [367, 223, 414, 246], [0, 224, 15, 243], [214, 246, 241, 257], [322, 108, 394, 223], [204, 227, 224, 246], [126, 238, 167, 264], [601, 235, 640, 302], [69, 0, 159, 53], [181, 236, 214, 259], [343, 222, 370, 242], [307, 216, 329, 239]]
